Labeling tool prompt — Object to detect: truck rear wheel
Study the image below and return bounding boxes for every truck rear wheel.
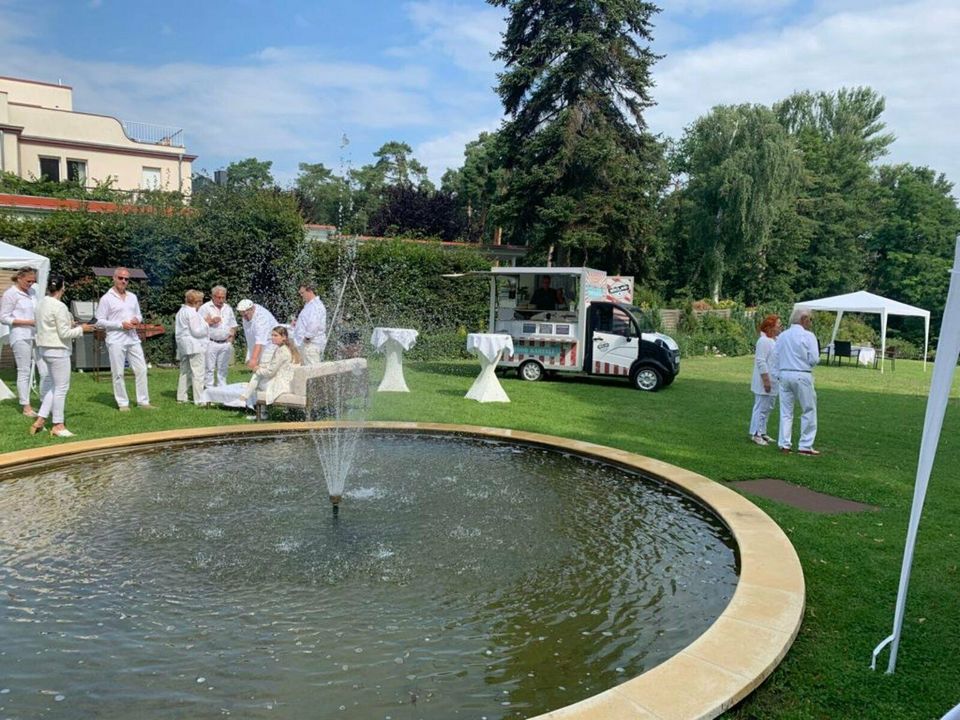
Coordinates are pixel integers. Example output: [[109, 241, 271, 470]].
[[631, 365, 663, 392], [518, 360, 544, 382]]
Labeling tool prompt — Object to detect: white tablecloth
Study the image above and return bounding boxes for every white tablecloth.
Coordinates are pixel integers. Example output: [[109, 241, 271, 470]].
[[466, 333, 514, 364], [371, 327, 418, 392], [371, 327, 419, 351], [465, 333, 513, 403], [824, 343, 876, 366]]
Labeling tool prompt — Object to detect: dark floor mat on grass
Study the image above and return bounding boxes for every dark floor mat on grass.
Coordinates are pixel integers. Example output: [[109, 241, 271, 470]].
[[729, 479, 878, 514]]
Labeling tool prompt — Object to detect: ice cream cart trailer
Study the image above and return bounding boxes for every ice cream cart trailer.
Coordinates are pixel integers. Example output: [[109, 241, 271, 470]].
[[452, 267, 680, 391]]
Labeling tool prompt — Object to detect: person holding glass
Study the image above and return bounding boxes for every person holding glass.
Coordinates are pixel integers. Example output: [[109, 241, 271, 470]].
[[175, 289, 209, 405], [29, 275, 94, 437]]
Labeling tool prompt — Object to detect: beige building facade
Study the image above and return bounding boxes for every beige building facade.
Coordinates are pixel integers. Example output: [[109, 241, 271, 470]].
[[0, 76, 195, 195]]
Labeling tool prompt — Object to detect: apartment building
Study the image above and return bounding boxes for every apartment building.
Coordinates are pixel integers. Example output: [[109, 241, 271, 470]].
[[0, 75, 195, 195]]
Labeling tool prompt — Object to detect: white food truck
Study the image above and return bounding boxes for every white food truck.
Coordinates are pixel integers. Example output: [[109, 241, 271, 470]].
[[455, 267, 680, 391]]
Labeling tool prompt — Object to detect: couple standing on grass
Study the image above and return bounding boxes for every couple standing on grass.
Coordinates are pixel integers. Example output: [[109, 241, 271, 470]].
[[750, 308, 821, 456]]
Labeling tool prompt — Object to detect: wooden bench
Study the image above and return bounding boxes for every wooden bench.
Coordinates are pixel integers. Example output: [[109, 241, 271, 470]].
[[253, 358, 368, 420]]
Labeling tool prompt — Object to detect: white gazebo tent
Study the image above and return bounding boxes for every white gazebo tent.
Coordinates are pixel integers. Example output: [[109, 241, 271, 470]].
[[794, 290, 929, 373], [0, 240, 50, 401]]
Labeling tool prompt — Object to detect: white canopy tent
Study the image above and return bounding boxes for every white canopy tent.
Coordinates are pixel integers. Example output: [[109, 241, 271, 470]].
[[794, 290, 929, 373], [0, 240, 50, 401]]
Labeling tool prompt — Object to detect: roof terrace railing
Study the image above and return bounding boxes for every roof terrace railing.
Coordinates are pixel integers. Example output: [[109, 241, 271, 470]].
[[121, 121, 185, 148]]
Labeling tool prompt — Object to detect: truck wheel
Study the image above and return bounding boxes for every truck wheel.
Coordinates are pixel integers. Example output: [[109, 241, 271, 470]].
[[518, 360, 544, 382], [631, 366, 663, 392]]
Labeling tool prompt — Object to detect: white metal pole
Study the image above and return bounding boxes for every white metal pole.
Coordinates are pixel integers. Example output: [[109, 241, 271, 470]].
[[872, 237, 960, 673]]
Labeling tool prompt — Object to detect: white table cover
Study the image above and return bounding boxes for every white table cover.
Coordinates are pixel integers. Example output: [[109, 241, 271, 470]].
[[371, 327, 419, 351], [372, 327, 418, 392], [465, 333, 514, 403], [466, 333, 514, 364], [824, 343, 877, 367]]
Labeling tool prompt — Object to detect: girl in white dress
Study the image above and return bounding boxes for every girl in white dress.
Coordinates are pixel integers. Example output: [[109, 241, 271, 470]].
[[240, 326, 300, 405]]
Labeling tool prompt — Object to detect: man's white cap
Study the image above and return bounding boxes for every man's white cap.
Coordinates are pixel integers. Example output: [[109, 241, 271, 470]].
[[236, 299, 254, 312]]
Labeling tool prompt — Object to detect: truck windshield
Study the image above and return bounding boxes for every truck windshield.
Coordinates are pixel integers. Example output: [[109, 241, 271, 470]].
[[626, 306, 659, 333], [595, 306, 639, 338]]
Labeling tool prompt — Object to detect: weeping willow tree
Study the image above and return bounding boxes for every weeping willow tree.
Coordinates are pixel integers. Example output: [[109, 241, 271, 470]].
[[676, 103, 801, 302]]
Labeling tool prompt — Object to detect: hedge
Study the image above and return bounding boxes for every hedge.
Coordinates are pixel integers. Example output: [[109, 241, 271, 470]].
[[1, 192, 491, 362]]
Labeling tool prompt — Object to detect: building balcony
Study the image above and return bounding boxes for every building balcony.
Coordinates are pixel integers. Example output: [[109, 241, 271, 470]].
[[121, 121, 185, 148]]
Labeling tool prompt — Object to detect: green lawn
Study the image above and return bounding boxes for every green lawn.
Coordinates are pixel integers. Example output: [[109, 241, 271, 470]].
[[2, 356, 959, 719]]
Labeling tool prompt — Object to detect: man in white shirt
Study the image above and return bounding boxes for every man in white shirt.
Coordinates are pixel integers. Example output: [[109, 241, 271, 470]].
[[293, 282, 327, 365], [199, 285, 237, 387], [95, 267, 154, 411], [237, 299, 279, 370], [777, 308, 821, 455]]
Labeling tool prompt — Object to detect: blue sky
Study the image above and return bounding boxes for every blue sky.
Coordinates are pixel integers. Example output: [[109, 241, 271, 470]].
[[2, 0, 958, 192]]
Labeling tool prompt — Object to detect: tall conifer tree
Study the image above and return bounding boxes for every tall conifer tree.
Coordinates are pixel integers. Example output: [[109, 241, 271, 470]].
[[490, 0, 666, 274]]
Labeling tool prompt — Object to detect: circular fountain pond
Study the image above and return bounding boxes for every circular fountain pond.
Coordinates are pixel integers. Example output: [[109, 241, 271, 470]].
[[0, 424, 803, 719]]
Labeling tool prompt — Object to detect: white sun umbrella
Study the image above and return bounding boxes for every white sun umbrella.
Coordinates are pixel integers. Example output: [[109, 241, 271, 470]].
[[871, 236, 960, 674]]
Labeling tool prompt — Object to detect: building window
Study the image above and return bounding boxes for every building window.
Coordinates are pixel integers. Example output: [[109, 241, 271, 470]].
[[39, 157, 60, 182], [141, 167, 162, 190], [67, 160, 87, 184]]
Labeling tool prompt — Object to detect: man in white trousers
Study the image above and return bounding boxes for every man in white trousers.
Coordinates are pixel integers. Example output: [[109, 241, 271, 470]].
[[292, 282, 327, 365], [777, 308, 821, 455], [199, 285, 237, 387], [95, 267, 154, 411]]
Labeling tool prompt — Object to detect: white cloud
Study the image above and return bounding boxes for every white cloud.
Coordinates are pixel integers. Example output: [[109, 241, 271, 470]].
[[667, 0, 797, 17], [650, 0, 960, 189], [400, 0, 505, 74], [416, 120, 502, 183]]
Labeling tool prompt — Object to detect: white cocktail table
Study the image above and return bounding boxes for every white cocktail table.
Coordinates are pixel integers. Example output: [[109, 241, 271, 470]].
[[465, 333, 514, 403], [371, 327, 418, 392]]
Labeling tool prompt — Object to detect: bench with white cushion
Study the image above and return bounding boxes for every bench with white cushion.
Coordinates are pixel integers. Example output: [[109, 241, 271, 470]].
[[254, 358, 368, 419]]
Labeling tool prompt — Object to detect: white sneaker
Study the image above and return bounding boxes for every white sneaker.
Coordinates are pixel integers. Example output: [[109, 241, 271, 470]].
[[752, 434, 768, 446]]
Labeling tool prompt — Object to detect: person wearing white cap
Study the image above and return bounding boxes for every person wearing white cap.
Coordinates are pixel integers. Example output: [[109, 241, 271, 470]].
[[292, 282, 327, 365], [237, 299, 279, 370], [199, 285, 237, 387]]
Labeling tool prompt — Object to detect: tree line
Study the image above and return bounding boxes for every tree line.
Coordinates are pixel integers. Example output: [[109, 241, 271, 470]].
[[200, 0, 958, 333]]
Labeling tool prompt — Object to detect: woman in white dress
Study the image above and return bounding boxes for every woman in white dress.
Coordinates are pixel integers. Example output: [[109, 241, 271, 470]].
[[240, 326, 300, 405], [1, 267, 40, 417], [29, 275, 95, 437], [175, 289, 209, 405], [749, 314, 782, 446]]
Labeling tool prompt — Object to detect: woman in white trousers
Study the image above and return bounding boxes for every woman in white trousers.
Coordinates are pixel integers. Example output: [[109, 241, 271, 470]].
[[30, 275, 94, 437], [175, 289, 209, 405], [749, 314, 782, 446], [1, 266, 40, 417]]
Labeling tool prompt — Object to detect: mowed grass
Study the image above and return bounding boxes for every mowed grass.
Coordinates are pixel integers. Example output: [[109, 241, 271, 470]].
[[3, 355, 960, 719]]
